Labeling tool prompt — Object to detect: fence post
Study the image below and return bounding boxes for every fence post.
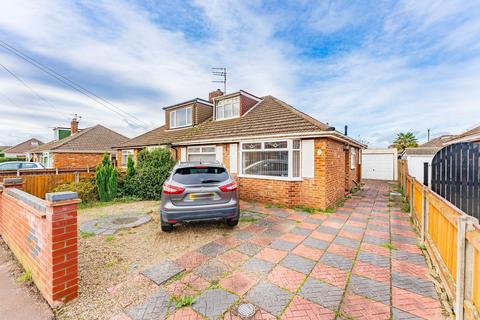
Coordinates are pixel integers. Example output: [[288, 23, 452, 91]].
[[463, 222, 476, 319], [455, 216, 468, 320], [55, 168, 58, 175], [74, 172, 80, 183], [421, 186, 427, 243], [410, 177, 414, 217]]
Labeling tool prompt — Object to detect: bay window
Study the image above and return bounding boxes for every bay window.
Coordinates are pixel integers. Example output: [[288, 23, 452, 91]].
[[241, 140, 301, 179], [216, 97, 240, 120], [170, 107, 192, 128]]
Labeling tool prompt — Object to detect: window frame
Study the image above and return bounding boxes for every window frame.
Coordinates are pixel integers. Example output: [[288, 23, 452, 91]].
[[215, 97, 240, 121], [42, 152, 51, 168], [350, 148, 356, 170], [121, 149, 134, 168], [187, 145, 217, 162], [239, 139, 302, 181], [169, 107, 192, 129]]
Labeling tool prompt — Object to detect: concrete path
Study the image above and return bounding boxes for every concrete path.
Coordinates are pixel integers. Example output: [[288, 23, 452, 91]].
[[0, 239, 54, 320], [117, 180, 449, 320]]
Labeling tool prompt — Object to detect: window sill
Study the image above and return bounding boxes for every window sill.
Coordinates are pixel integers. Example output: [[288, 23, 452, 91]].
[[238, 174, 303, 182]]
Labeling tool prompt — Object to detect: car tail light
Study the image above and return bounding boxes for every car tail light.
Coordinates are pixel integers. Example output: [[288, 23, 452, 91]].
[[219, 181, 238, 192], [162, 183, 185, 194]]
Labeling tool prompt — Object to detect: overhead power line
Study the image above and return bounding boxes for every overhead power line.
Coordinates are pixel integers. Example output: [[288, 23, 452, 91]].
[[0, 39, 148, 128], [0, 62, 65, 115]]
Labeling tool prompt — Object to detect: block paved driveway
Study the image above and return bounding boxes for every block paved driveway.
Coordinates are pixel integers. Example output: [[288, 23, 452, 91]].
[[121, 181, 448, 320]]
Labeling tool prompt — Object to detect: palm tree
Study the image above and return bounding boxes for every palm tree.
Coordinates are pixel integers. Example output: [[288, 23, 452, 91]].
[[393, 132, 418, 151]]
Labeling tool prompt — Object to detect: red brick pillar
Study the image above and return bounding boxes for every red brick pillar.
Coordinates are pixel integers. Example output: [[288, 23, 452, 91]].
[[45, 191, 80, 305]]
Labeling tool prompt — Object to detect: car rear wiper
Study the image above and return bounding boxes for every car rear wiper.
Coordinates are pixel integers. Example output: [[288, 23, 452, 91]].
[[201, 179, 221, 183]]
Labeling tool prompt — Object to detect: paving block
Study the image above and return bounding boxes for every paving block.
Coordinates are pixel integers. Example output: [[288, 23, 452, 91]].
[[392, 273, 438, 298], [220, 271, 257, 296], [245, 281, 293, 316], [142, 260, 184, 285], [316, 225, 339, 235], [348, 274, 391, 304], [269, 239, 297, 251], [126, 289, 173, 320], [280, 253, 316, 274], [392, 307, 423, 320], [291, 227, 312, 236], [332, 236, 360, 249], [341, 292, 390, 320], [236, 243, 263, 256], [235, 230, 255, 240], [192, 288, 238, 319], [357, 251, 390, 268], [282, 296, 336, 319], [391, 234, 417, 245], [298, 277, 343, 310], [303, 237, 330, 250], [241, 257, 275, 275], [197, 242, 227, 257], [392, 250, 426, 266], [194, 259, 229, 282], [267, 265, 305, 292], [363, 235, 388, 245], [342, 225, 365, 233], [319, 252, 353, 271]]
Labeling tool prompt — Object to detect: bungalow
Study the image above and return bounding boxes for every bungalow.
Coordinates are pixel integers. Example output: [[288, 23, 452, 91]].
[[117, 90, 365, 209], [30, 117, 129, 169], [2, 138, 44, 159]]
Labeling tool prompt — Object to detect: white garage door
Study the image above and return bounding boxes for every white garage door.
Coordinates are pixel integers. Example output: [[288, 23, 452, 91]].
[[362, 153, 395, 180]]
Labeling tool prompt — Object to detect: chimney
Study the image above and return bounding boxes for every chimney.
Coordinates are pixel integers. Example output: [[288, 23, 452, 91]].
[[71, 115, 79, 134], [208, 89, 223, 102], [344, 125, 348, 136]]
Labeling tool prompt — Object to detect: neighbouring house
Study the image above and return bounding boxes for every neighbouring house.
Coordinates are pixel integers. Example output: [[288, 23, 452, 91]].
[[2, 138, 44, 159], [0, 145, 12, 155], [117, 89, 365, 209], [402, 135, 456, 186], [445, 124, 480, 144], [29, 117, 129, 169]]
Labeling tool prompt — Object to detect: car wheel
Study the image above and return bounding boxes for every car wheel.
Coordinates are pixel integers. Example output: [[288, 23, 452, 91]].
[[226, 218, 239, 227], [161, 223, 173, 232]]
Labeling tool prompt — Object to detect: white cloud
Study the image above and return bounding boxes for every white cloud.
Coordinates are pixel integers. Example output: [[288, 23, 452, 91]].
[[0, 0, 478, 148]]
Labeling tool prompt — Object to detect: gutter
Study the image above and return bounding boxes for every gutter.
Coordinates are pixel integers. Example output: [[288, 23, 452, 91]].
[[172, 131, 367, 149]]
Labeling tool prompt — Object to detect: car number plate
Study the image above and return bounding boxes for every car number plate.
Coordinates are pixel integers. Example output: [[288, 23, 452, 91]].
[[189, 193, 214, 200]]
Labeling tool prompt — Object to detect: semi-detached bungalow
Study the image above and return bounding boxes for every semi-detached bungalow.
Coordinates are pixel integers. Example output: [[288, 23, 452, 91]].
[[116, 90, 365, 210]]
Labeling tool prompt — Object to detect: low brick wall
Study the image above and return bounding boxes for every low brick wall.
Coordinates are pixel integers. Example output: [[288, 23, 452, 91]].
[[0, 178, 80, 307]]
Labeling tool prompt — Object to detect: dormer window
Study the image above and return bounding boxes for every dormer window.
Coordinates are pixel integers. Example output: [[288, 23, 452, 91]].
[[170, 107, 192, 128], [216, 96, 240, 120]]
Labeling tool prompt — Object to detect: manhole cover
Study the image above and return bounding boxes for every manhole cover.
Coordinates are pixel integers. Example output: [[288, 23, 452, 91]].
[[237, 303, 256, 318], [112, 217, 139, 225]]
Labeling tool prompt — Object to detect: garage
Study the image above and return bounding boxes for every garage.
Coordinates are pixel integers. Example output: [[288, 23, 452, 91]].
[[361, 148, 398, 181]]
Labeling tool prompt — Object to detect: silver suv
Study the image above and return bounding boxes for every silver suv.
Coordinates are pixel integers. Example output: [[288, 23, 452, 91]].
[[160, 162, 239, 232], [0, 161, 45, 170]]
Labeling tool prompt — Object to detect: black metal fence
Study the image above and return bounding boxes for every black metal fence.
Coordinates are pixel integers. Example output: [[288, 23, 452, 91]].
[[431, 142, 480, 219]]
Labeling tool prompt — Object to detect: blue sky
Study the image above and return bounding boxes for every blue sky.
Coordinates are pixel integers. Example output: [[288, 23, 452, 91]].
[[0, 0, 479, 147]]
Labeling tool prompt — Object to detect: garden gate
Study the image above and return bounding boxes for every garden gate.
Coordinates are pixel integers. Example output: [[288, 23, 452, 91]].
[[431, 142, 480, 219]]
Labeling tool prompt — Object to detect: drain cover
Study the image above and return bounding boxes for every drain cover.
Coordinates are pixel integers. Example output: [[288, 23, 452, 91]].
[[112, 217, 138, 225], [237, 303, 256, 318]]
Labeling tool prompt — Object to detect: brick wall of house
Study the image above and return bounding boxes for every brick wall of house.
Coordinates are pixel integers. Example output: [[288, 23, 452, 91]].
[[173, 138, 361, 210], [53, 152, 105, 169], [0, 179, 80, 306], [194, 102, 213, 125]]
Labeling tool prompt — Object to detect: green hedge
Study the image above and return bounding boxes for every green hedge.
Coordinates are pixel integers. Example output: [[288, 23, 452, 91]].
[[52, 180, 98, 203], [0, 157, 18, 163], [124, 148, 176, 200]]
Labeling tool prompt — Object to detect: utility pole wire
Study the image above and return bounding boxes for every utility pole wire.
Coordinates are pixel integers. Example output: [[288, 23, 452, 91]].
[[0, 62, 66, 115], [0, 39, 148, 128]]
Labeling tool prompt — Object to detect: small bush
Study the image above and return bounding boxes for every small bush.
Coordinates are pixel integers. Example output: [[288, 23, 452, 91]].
[[16, 269, 33, 284], [52, 180, 98, 203], [96, 154, 118, 202], [0, 157, 18, 163], [125, 148, 176, 200]]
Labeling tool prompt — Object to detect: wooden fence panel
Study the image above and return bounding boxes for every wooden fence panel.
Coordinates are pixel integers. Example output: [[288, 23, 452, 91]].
[[468, 230, 480, 316], [413, 180, 423, 225], [20, 173, 95, 199], [427, 191, 460, 286]]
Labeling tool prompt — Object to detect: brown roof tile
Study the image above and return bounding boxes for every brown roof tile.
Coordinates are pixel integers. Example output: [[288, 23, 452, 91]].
[[31, 125, 128, 153], [3, 138, 44, 154], [118, 95, 336, 148]]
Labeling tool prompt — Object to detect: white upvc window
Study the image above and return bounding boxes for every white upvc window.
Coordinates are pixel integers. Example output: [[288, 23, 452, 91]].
[[240, 139, 301, 180], [170, 107, 192, 128], [350, 148, 356, 170], [121, 149, 134, 167], [42, 152, 52, 168], [187, 145, 217, 162], [216, 96, 240, 120]]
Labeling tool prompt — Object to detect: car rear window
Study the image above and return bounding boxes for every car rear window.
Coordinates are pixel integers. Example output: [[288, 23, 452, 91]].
[[172, 166, 229, 185]]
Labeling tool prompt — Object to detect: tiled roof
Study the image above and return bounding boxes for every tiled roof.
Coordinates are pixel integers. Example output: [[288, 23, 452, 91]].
[[3, 138, 44, 154], [404, 147, 441, 155], [419, 135, 454, 147], [118, 95, 336, 148], [446, 125, 480, 143], [31, 125, 128, 153]]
